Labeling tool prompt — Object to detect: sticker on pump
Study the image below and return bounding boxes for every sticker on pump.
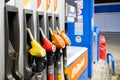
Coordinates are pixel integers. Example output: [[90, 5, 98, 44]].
[[75, 22, 83, 35], [37, 0, 41, 8], [54, 0, 58, 12], [24, 0, 29, 6], [77, 0, 83, 9], [75, 36, 82, 43], [52, 45, 56, 52], [65, 52, 88, 80], [24, 0, 31, 9], [46, 0, 51, 11]]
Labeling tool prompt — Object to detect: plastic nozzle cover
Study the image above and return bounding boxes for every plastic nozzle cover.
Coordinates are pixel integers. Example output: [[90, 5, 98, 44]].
[[57, 74, 62, 80], [42, 37, 56, 52], [48, 74, 54, 80], [39, 27, 56, 52], [29, 40, 46, 57], [60, 30, 71, 46], [52, 30, 65, 48]]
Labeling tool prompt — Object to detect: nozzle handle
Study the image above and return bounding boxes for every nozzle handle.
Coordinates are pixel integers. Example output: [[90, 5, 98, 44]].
[[39, 27, 45, 38], [26, 28, 34, 40], [49, 27, 53, 35]]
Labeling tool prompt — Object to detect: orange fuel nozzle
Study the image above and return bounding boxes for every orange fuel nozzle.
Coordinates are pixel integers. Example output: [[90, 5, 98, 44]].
[[56, 27, 71, 46], [26, 28, 46, 57], [49, 27, 65, 49], [39, 27, 56, 53]]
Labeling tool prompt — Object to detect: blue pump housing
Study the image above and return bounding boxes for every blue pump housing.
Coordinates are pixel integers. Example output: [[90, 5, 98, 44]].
[[66, 0, 94, 78]]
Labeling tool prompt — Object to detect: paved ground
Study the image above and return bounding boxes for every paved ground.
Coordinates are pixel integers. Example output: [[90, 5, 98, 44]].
[[101, 32, 120, 61], [91, 59, 120, 80], [91, 32, 120, 80], [91, 60, 109, 80]]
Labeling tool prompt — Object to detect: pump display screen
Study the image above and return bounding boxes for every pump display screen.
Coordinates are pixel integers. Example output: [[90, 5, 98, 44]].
[[66, 4, 76, 18], [66, 3, 77, 22]]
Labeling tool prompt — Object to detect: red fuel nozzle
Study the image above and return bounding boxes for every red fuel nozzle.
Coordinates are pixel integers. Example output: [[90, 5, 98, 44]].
[[39, 27, 56, 52]]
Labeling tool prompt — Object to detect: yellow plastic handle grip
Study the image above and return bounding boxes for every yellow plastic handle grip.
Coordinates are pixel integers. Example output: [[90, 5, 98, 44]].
[[57, 74, 62, 80], [29, 40, 46, 57]]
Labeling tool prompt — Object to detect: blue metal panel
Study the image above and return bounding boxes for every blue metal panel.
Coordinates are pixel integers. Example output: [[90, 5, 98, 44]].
[[67, 0, 94, 78], [78, 67, 88, 80], [95, 4, 120, 13], [94, 26, 100, 61], [67, 22, 89, 46]]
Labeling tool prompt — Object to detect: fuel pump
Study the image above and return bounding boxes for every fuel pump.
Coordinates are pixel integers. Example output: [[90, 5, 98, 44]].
[[5, 5, 23, 80], [56, 27, 71, 80], [39, 27, 56, 80], [49, 27, 65, 80], [25, 28, 46, 80], [23, 9, 47, 80], [34, 12, 48, 80], [45, 13, 57, 80]]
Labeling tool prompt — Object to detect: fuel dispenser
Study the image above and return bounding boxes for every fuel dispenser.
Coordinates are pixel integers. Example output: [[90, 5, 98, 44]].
[[54, 13, 71, 80], [53, 15, 60, 80], [49, 27, 65, 80], [5, 5, 23, 80], [49, 14, 65, 80], [36, 12, 47, 80], [66, 0, 94, 79], [36, 12, 56, 80], [56, 27, 71, 80], [46, 13, 57, 80], [47, 13, 65, 80], [23, 10, 46, 80], [39, 27, 56, 80], [36, 0, 49, 79], [23, 10, 33, 80]]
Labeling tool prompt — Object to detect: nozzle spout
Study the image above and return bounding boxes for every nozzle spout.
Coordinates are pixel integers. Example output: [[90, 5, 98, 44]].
[[26, 28, 34, 40]]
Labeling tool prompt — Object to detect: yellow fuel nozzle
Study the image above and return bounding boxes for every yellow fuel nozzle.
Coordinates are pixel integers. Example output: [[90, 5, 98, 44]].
[[29, 40, 46, 57], [49, 27, 65, 49], [26, 28, 46, 57], [56, 27, 71, 46]]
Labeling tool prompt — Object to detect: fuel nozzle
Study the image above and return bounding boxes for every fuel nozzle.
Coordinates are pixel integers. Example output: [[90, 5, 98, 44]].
[[56, 27, 70, 80], [56, 27, 71, 46], [49, 27, 65, 49], [26, 28, 46, 57], [39, 27, 56, 53]]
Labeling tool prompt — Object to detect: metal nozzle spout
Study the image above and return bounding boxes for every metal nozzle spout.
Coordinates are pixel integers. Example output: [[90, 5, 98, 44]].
[[39, 27, 45, 38], [56, 26, 60, 34], [49, 27, 53, 35], [26, 28, 34, 40]]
